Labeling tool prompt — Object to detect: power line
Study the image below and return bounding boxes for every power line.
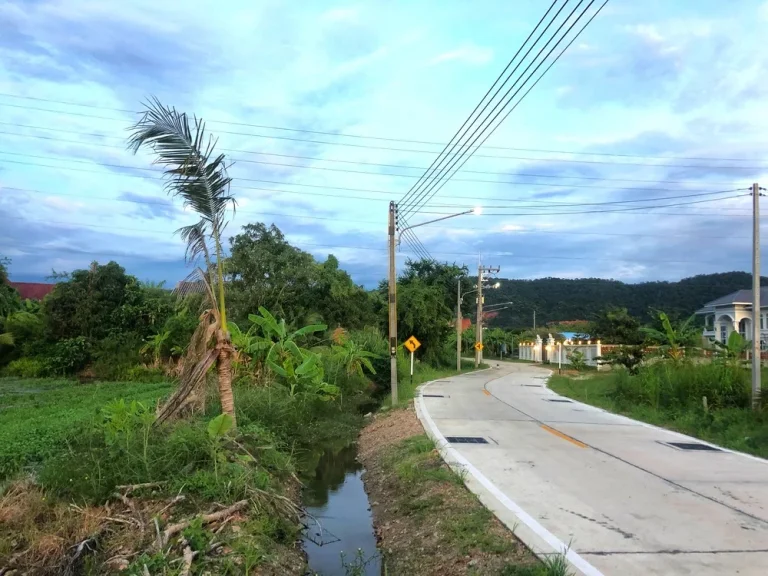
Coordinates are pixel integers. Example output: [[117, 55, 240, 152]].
[[2, 187, 757, 238], [2, 153, 752, 196], [398, 0, 566, 212], [0, 92, 761, 163], [0, 128, 749, 187], [1, 114, 765, 171], [403, 0, 610, 219]]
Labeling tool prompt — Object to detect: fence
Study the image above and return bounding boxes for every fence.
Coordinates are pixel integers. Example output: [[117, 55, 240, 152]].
[[518, 335, 603, 369]]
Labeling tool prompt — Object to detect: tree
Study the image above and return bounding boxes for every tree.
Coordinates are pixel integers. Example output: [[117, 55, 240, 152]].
[[713, 331, 750, 366], [0, 258, 22, 318], [129, 98, 237, 425], [589, 307, 643, 345], [640, 310, 700, 360]]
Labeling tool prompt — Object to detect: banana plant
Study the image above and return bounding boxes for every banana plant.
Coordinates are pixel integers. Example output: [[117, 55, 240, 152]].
[[640, 311, 699, 361], [247, 306, 326, 364]]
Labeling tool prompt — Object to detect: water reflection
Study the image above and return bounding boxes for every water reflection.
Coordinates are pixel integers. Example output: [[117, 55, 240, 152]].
[[302, 444, 381, 575]]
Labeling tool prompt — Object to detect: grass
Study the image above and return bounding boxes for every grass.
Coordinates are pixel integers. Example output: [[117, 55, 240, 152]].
[[388, 359, 487, 406], [549, 362, 768, 459], [0, 377, 172, 479], [379, 432, 569, 575]]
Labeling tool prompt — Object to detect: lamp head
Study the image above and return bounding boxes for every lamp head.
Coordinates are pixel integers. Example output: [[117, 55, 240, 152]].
[[473, 206, 483, 216]]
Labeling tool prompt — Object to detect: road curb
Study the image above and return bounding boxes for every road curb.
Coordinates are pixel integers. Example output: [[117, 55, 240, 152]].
[[414, 368, 604, 576]]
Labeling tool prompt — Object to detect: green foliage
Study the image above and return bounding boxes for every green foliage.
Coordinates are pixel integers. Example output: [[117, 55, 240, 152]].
[[566, 350, 586, 371], [599, 345, 645, 374], [713, 331, 750, 365], [46, 336, 91, 375], [227, 223, 376, 329], [3, 357, 47, 378], [641, 310, 700, 360], [486, 272, 762, 329], [0, 259, 21, 318], [589, 307, 642, 345], [207, 413, 234, 439], [0, 378, 172, 480]]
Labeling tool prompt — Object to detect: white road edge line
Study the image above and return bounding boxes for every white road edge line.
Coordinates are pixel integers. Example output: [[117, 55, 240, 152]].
[[416, 378, 606, 576]]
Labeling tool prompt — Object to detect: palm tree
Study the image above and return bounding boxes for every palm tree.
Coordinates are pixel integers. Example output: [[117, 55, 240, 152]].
[[129, 98, 237, 425]]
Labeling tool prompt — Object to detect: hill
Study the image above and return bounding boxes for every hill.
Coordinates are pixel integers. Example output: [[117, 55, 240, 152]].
[[484, 272, 766, 329]]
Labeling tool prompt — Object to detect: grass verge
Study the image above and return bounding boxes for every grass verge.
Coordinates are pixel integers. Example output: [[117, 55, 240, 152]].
[[358, 406, 570, 575], [387, 359, 486, 407], [549, 368, 768, 459]]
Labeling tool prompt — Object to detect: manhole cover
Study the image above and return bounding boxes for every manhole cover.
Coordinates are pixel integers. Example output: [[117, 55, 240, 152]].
[[661, 441, 722, 452], [445, 436, 488, 444], [546, 398, 573, 403], [422, 394, 445, 398]]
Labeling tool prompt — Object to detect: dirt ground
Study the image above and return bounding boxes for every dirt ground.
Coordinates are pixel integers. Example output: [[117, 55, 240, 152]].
[[358, 404, 542, 576]]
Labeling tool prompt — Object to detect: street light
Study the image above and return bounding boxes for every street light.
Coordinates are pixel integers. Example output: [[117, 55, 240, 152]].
[[397, 207, 478, 247], [388, 204, 478, 406]]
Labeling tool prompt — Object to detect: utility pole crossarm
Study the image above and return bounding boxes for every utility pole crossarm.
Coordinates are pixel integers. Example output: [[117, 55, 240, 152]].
[[475, 265, 500, 367]]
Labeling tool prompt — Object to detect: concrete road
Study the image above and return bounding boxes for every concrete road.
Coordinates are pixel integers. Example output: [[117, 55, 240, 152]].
[[415, 363, 768, 576]]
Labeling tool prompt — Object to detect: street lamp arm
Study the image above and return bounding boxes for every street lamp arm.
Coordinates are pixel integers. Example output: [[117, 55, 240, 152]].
[[398, 209, 474, 244]]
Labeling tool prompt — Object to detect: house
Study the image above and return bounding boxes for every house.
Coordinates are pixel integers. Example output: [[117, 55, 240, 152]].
[[695, 288, 768, 345], [7, 282, 56, 300]]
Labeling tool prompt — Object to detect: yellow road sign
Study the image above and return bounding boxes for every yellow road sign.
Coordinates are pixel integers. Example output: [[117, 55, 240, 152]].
[[474, 342, 484, 351], [404, 335, 421, 353]]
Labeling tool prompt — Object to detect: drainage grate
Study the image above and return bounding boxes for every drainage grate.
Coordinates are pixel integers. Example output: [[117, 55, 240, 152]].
[[422, 394, 445, 398], [445, 436, 488, 444], [433, 380, 451, 383], [523, 384, 542, 387], [662, 441, 722, 452], [546, 398, 573, 403]]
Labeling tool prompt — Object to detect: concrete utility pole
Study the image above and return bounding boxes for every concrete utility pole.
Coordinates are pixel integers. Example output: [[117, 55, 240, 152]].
[[388, 201, 398, 405], [475, 264, 500, 367], [533, 310, 536, 331], [752, 183, 761, 409], [456, 280, 463, 371]]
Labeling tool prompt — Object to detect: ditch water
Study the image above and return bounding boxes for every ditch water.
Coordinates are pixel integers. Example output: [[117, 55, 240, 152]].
[[301, 443, 382, 575]]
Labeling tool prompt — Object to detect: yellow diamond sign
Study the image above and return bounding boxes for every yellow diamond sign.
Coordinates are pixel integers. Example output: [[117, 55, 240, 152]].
[[404, 335, 421, 353], [474, 342, 484, 351]]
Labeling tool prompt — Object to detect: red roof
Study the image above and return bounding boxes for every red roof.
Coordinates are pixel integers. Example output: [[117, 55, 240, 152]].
[[8, 282, 56, 300]]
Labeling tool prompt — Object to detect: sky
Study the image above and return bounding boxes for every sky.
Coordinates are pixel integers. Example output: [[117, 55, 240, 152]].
[[1, 0, 768, 288]]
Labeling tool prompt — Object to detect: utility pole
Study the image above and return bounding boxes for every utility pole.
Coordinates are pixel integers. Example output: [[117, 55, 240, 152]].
[[533, 310, 536, 331], [752, 183, 761, 409], [388, 201, 398, 405], [457, 280, 463, 371], [475, 264, 500, 367]]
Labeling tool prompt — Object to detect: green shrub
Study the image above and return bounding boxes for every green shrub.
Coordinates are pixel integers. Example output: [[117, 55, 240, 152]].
[[46, 336, 91, 375], [3, 357, 47, 378], [125, 365, 168, 382]]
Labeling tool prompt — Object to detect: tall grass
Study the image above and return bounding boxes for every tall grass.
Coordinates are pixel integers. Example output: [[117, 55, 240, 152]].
[[612, 361, 752, 411]]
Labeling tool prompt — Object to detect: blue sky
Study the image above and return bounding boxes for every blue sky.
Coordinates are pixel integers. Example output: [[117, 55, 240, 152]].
[[1, 0, 768, 288]]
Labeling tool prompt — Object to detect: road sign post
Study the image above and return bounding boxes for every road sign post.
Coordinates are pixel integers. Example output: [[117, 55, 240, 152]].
[[404, 336, 421, 388]]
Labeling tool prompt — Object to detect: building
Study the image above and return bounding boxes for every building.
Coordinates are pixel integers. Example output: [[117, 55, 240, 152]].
[[695, 288, 768, 345], [7, 282, 56, 301]]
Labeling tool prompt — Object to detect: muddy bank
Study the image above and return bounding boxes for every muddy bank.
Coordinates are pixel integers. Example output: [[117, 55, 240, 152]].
[[358, 404, 543, 576]]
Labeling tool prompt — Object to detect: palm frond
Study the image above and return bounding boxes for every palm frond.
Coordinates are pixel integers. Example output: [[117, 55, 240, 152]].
[[128, 98, 236, 232]]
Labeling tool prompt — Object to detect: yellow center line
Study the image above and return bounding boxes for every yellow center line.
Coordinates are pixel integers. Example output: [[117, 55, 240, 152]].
[[540, 424, 588, 448], [482, 389, 491, 396]]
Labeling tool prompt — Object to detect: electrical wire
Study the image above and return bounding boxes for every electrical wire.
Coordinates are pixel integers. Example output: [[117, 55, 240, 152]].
[[4, 153, 752, 196], [0, 92, 761, 163], [398, 0, 566, 211], [1, 116, 765, 170], [0, 128, 751, 187], [403, 0, 609, 219]]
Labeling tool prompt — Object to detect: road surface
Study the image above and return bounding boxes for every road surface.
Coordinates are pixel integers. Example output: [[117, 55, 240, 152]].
[[415, 363, 768, 576]]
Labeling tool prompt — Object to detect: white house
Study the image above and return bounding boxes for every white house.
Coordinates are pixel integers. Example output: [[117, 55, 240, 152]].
[[695, 288, 768, 346]]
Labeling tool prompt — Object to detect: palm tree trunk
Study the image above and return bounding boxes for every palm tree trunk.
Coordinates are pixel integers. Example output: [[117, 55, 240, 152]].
[[217, 343, 236, 426]]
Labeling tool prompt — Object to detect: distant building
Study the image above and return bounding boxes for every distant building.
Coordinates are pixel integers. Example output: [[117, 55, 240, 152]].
[[695, 288, 768, 345], [7, 282, 56, 300]]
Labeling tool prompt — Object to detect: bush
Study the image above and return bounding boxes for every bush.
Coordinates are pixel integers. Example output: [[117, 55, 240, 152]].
[[3, 357, 47, 378], [46, 336, 91, 375], [125, 365, 168, 383]]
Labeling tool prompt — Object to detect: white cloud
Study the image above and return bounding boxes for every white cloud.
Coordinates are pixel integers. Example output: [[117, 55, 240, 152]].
[[429, 44, 493, 66]]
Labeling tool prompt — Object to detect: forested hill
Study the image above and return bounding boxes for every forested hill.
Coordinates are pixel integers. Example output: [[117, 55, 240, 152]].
[[485, 272, 766, 329]]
